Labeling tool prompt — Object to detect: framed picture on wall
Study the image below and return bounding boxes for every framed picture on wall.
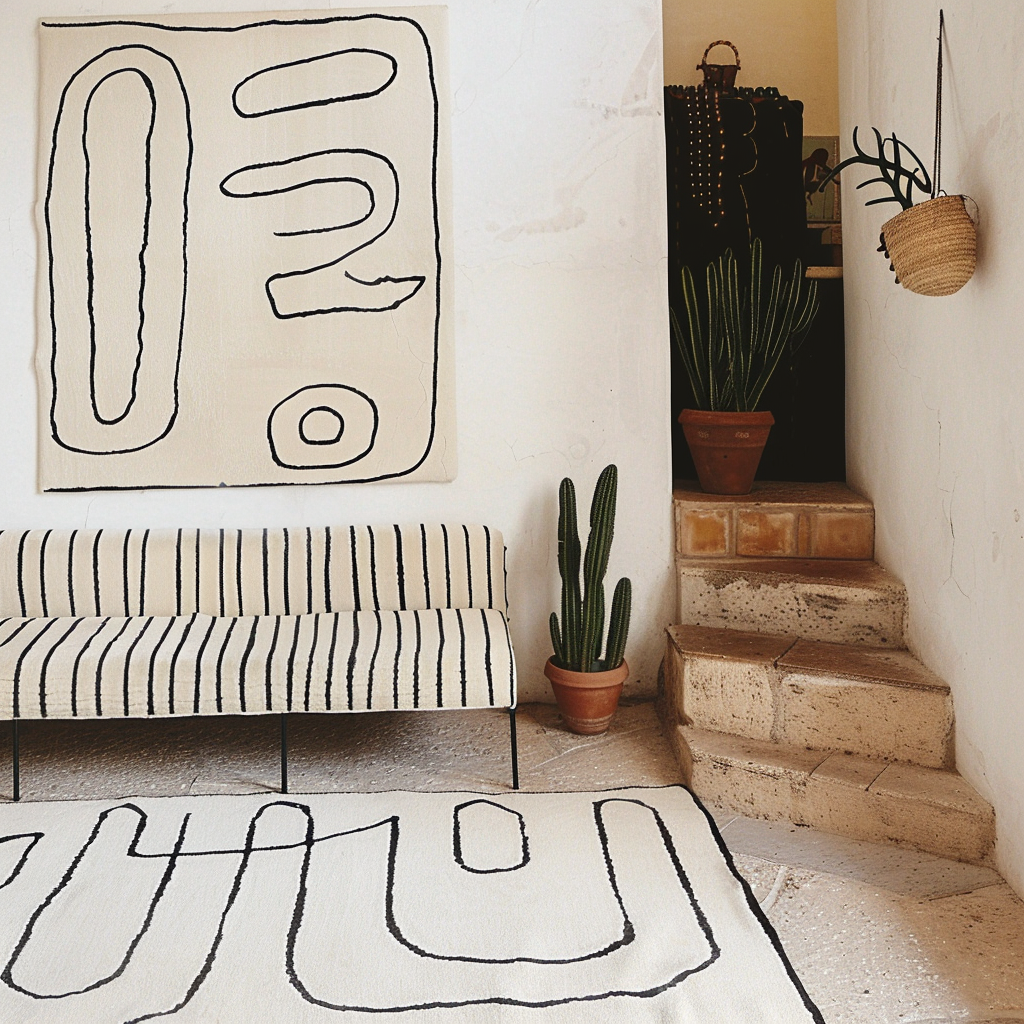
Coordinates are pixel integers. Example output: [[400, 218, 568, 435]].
[[802, 136, 841, 224], [36, 9, 455, 491]]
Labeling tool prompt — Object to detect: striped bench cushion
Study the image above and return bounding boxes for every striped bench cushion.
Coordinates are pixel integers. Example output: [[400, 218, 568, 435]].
[[0, 525, 507, 619], [0, 609, 515, 721]]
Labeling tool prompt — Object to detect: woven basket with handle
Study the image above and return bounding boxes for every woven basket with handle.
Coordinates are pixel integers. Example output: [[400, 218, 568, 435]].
[[696, 40, 740, 89], [880, 194, 976, 297]]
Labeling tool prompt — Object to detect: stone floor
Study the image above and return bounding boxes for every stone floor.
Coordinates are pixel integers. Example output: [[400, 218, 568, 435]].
[[2, 700, 1023, 1023]]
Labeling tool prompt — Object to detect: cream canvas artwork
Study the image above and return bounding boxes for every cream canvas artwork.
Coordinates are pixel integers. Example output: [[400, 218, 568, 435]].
[[36, 9, 454, 491]]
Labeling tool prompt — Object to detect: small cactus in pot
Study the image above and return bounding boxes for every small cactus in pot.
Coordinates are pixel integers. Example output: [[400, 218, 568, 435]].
[[545, 464, 632, 734]]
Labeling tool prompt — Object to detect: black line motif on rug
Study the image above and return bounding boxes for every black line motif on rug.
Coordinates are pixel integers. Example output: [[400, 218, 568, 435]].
[[452, 799, 529, 874], [0, 797, 718, 1017]]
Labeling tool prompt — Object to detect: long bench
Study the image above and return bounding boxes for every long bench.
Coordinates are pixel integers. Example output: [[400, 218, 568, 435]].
[[0, 524, 518, 800]]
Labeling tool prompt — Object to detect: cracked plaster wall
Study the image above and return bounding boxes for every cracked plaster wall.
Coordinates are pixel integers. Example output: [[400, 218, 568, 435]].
[[838, 0, 1024, 895], [0, 0, 673, 702]]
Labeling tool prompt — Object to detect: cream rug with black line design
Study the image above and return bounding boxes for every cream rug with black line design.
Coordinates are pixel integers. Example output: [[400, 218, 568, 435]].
[[0, 785, 823, 1022]]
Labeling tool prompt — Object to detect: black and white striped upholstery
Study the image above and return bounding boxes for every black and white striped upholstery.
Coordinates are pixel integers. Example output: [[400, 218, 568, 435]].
[[0, 526, 515, 721]]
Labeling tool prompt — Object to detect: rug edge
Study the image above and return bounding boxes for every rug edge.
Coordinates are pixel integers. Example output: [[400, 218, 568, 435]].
[[684, 787, 827, 1024]]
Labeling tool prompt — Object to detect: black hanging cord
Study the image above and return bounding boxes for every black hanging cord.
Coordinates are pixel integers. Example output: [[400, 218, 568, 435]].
[[932, 9, 944, 198]]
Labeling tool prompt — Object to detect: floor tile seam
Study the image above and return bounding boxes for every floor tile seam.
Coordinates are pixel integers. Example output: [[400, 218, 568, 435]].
[[922, 880, 1009, 902], [524, 732, 645, 771], [537, 721, 653, 743], [729, 854, 964, 894]]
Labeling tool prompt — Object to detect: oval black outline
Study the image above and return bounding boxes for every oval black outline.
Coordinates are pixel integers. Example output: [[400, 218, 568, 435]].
[[83, 66, 156, 426], [452, 799, 529, 874], [232, 48, 397, 118], [45, 44, 192, 457]]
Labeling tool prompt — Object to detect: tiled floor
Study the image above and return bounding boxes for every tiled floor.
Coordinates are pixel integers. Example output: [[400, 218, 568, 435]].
[[2, 701, 1023, 1023]]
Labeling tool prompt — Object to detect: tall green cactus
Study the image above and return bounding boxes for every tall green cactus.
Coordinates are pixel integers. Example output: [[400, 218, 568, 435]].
[[549, 465, 632, 672], [670, 238, 820, 413]]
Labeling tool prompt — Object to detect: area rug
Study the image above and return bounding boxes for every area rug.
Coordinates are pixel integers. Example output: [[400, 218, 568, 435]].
[[0, 785, 823, 1023]]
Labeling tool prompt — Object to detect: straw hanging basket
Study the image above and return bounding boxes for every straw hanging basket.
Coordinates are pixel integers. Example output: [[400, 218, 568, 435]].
[[880, 193, 976, 297]]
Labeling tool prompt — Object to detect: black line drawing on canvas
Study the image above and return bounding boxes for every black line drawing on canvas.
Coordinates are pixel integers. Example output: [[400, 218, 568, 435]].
[[38, 14, 450, 490]]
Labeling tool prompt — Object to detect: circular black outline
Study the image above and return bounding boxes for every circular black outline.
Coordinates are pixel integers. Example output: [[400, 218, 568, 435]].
[[298, 406, 345, 447], [267, 384, 378, 470]]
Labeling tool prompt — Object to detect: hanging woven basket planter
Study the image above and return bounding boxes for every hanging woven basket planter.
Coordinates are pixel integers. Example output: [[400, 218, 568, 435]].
[[819, 11, 978, 298], [880, 193, 976, 296]]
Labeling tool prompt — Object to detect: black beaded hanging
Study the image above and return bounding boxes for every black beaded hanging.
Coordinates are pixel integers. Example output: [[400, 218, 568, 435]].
[[681, 41, 740, 230]]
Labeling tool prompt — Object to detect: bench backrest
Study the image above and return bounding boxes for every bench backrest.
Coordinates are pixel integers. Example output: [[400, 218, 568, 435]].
[[0, 525, 507, 619]]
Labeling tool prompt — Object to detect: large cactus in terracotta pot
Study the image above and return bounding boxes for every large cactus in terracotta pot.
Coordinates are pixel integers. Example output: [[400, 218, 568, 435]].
[[548, 464, 631, 673]]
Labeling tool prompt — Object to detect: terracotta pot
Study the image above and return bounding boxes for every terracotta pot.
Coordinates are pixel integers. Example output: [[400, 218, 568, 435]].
[[543, 657, 628, 735], [678, 408, 774, 495]]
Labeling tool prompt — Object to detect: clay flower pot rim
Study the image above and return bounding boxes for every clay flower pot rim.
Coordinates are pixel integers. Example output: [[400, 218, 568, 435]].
[[678, 408, 775, 424], [543, 657, 629, 688]]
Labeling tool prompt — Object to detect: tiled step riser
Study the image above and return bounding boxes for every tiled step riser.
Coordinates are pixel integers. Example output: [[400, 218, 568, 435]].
[[676, 567, 906, 647], [674, 482, 874, 560], [667, 726, 994, 865], [666, 638, 955, 769], [677, 507, 874, 559]]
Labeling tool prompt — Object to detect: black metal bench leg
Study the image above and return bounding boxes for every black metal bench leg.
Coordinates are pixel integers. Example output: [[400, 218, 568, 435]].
[[12, 719, 19, 802], [280, 714, 288, 794], [509, 707, 519, 790]]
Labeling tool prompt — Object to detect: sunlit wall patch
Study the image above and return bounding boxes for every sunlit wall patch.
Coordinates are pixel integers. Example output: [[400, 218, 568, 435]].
[[36, 9, 454, 491]]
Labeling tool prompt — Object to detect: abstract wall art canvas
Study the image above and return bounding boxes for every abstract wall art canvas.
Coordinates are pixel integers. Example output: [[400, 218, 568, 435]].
[[36, 9, 454, 491]]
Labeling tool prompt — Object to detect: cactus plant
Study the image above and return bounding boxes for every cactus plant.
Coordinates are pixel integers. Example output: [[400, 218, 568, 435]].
[[548, 465, 631, 672], [671, 238, 819, 413]]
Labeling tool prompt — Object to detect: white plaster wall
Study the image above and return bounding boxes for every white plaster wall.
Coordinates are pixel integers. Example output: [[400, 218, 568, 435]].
[[838, 0, 1024, 894], [0, 0, 673, 703]]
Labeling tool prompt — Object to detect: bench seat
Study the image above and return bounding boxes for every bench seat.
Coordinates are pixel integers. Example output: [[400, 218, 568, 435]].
[[0, 609, 515, 721], [0, 524, 519, 798]]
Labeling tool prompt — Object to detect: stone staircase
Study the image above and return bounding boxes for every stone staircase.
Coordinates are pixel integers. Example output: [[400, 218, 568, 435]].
[[660, 482, 996, 864]]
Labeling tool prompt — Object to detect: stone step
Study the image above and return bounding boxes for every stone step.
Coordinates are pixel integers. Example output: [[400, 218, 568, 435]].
[[668, 724, 994, 864], [676, 556, 907, 646], [675, 480, 874, 560], [666, 625, 954, 769]]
